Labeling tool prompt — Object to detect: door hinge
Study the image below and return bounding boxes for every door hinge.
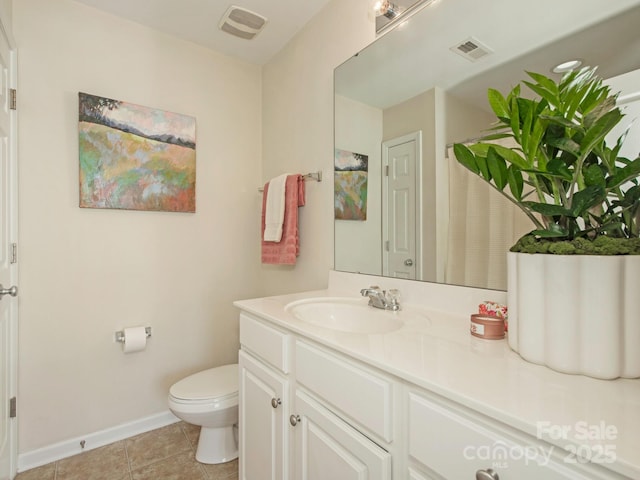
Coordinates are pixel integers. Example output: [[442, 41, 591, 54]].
[[385, 165, 389, 176], [9, 397, 16, 418], [9, 89, 16, 110], [385, 240, 390, 251], [10, 243, 17, 264]]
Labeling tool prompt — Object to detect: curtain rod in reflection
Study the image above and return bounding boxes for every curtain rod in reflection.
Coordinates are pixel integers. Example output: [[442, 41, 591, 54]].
[[258, 171, 322, 192], [444, 129, 510, 158]]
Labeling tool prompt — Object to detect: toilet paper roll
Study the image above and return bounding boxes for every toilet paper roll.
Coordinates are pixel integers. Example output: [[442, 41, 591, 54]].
[[122, 326, 147, 353]]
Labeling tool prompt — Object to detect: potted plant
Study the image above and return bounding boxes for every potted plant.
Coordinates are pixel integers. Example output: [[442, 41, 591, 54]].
[[454, 67, 640, 379]]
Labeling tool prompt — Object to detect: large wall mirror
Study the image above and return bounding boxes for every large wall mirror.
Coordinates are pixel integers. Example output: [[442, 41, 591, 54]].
[[334, 0, 640, 290]]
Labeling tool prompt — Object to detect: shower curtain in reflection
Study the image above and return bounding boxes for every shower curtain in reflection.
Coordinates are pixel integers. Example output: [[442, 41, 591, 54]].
[[445, 140, 531, 290]]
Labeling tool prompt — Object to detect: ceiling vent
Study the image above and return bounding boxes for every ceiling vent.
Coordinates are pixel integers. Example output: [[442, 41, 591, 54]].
[[450, 37, 493, 62], [219, 5, 268, 40]]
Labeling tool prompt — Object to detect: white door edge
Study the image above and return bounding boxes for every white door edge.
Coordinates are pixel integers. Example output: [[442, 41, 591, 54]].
[[0, 13, 18, 479]]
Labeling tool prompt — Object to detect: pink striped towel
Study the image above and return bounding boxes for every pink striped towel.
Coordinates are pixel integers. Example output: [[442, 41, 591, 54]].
[[261, 175, 305, 265]]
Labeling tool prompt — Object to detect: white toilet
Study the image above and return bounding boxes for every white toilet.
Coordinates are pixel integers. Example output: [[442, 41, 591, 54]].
[[168, 363, 239, 464]]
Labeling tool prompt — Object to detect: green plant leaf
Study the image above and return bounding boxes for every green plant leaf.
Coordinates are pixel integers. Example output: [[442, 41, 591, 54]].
[[614, 184, 640, 207], [487, 148, 508, 190], [583, 164, 606, 187], [524, 202, 572, 217], [526, 71, 559, 97], [546, 158, 573, 180], [545, 136, 581, 158], [487, 144, 529, 169], [606, 157, 640, 189], [519, 98, 533, 154], [531, 224, 569, 237], [453, 143, 480, 174], [584, 95, 617, 128], [570, 185, 606, 216], [510, 95, 521, 143], [476, 155, 491, 181], [479, 132, 513, 141], [507, 165, 524, 201], [539, 114, 579, 130], [581, 109, 624, 155], [523, 81, 558, 108], [596, 221, 625, 235], [487, 88, 509, 119]]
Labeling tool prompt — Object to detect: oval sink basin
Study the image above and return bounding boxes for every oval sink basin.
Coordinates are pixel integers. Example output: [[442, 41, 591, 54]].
[[285, 297, 429, 334]]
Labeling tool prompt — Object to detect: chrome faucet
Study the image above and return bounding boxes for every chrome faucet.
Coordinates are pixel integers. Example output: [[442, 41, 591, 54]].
[[360, 286, 401, 311]]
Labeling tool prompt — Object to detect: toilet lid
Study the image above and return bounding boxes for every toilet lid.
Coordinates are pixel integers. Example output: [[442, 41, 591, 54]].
[[170, 364, 238, 401]]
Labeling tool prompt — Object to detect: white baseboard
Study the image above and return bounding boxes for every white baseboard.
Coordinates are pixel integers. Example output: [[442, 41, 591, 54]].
[[17, 410, 180, 473]]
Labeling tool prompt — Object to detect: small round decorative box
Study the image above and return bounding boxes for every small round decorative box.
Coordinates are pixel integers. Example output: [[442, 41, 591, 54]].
[[470, 314, 505, 340]]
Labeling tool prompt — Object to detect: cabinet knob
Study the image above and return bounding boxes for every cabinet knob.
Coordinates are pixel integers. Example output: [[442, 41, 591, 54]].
[[271, 397, 281, 409], [289, 414, 301, 426], [0, 284, 18, 298], [476, 468, 499, 480]]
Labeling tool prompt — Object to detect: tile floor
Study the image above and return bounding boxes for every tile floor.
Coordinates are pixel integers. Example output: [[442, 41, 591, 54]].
[[15, 422, 238, 480]]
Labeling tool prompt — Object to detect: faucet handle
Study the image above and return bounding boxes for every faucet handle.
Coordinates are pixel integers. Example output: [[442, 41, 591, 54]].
[[385, 289, 401, 310], [360, 285, 381, 295]]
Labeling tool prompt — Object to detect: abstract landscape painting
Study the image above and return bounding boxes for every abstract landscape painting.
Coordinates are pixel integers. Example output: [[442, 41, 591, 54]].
[[334, 148, 368, 220], [79, 92, 196, 212]]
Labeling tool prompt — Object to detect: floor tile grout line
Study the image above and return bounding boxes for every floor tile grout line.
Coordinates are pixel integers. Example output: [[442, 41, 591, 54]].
[[177, 423, 210, 479], [124, 439, 134, 480]]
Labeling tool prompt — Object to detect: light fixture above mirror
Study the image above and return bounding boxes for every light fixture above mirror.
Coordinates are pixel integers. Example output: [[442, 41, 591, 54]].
[[374, 0, 399, 18], [374, 0, 438, 34]]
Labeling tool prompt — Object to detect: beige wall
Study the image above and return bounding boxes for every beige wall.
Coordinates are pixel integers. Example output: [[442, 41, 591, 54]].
[[14, 0, 262, 452], [260, 0, 375, 295], [0, 0, 10, 33], [444, 93, 495, 144]]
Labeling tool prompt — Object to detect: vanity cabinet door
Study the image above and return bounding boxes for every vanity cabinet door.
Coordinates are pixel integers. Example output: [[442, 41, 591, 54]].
[[239, 350, 290, 480], [292, 389, 392, 480]]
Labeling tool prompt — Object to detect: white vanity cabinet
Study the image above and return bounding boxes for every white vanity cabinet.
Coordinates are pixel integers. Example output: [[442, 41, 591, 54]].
[[236, 294, 637, 480], [239, 312, 393, 480], [291, 339, 393, 479], [239, 313, 292, 480]]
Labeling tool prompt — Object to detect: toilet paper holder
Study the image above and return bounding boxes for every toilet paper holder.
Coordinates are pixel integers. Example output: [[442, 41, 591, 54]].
[[115, 327, 152, 343]]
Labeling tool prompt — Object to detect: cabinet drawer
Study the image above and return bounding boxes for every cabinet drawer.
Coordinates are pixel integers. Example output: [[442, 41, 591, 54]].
[[240, 313, 291, 373], [295, 340, 394, 443], [408, 392, 592, 479]]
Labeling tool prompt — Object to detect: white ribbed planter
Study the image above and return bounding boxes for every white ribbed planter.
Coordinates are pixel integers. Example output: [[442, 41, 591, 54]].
[[507, 252, 640, 379]]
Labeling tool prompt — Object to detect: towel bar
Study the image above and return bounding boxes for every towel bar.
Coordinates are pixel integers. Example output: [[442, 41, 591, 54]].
[[258, 171, 322, 192], [301, 171, 322, 182]]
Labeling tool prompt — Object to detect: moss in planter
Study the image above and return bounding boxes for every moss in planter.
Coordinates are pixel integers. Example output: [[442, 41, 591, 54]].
[[511, 235, 640, 255]]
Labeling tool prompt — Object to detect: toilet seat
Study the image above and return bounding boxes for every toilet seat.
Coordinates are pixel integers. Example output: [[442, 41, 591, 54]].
[[168, 363, 239, 464], [168, 392, 238, 407], [170, 364, 238, 402]]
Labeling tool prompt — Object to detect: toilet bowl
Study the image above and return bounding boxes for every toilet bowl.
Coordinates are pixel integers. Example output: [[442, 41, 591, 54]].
[[168, 363, 239, 464]]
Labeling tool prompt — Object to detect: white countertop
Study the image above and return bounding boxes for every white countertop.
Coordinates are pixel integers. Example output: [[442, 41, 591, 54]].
[[234, 273, 640, 478]]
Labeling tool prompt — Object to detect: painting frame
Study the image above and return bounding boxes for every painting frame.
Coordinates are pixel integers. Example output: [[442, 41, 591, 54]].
[[334, 148, 368, 221], [78, 92, 197, 213]]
